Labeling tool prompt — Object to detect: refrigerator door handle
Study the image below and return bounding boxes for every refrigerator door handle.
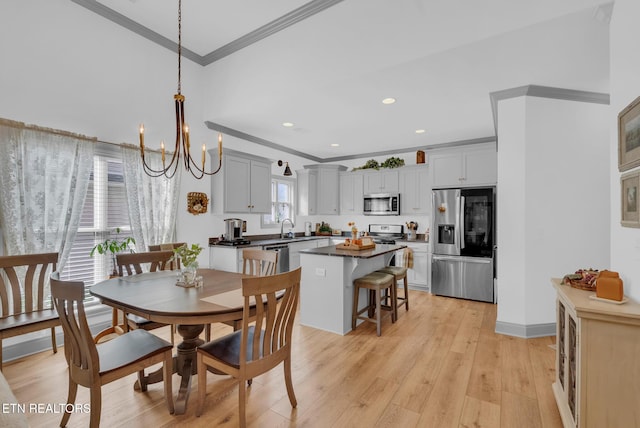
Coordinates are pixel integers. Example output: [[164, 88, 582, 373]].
[[432, 255, 492, 263], [459, 195, 465, 250]]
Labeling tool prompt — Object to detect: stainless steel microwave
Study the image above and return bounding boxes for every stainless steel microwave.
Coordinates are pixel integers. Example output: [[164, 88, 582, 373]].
[[363, 193, 400, 216]]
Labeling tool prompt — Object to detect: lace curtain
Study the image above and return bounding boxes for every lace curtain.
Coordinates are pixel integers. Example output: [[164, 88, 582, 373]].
[[121, 146, 180, 251], [0, 118, 94, 269]]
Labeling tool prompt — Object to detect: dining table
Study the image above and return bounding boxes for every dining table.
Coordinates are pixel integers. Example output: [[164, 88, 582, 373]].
[[90, 268, 250, 415]]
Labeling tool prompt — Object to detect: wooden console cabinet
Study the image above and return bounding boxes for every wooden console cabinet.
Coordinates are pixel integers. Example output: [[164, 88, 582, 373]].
[[551, 278, 640, 427]]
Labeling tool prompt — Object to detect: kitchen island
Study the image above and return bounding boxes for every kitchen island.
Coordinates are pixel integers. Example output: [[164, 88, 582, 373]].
[[299, 243, 406, 335]]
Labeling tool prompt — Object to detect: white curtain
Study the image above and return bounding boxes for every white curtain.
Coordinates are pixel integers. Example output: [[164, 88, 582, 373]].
[[121, 145, 180, 251], [0, 118, 94, 268]]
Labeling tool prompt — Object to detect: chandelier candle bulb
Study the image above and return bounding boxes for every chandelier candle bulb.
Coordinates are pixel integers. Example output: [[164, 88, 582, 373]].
[[139, 124, 145, 152], [202, 144, 206, 167], [161, 141, 165, 165], [218, 134, 222, 158]]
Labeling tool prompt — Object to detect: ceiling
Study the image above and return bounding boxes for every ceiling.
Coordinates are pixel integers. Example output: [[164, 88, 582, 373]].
[[74, 0, 613, 162]]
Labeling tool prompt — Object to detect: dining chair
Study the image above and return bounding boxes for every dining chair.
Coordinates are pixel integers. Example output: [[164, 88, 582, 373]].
[[0, 252, 59, 371], [242, 248, 278, 276], [94, 250, 176, 344], [114, 250, 176, 344], [50, 272, 174, 428], [196, 267, 301, 426], [204, 248, 279, 341], [148, 242, 186, 270]]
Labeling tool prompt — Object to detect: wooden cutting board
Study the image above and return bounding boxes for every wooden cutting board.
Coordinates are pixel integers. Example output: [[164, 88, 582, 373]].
[[335, 243, 376, 251]]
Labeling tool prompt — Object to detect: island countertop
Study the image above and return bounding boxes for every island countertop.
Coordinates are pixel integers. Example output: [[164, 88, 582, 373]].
[[300, 243, 406, 259]]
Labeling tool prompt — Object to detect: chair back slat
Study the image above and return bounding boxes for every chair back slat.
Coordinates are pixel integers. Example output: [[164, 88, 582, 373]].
[[149, 243, 185, 270], [50, 272, 99, 379], [0, 252, 58, 317], [241, 267, 300, 365], [116, 251, 174, 277], [242, 249, 278, 277]]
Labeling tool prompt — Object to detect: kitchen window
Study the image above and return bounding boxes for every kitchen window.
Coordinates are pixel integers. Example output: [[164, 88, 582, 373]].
[[261, 177, 295, 228]]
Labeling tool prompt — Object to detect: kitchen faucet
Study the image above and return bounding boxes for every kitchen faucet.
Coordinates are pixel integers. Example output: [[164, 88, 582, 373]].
[[281, 218, 295, 238]]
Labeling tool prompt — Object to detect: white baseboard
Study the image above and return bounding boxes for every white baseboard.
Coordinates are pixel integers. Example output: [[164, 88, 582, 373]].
[[495, 321, 555, 338]]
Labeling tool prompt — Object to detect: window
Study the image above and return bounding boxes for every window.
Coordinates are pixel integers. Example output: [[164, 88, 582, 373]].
[[261, 177, 295, 228], [60, 144, 131, 295]]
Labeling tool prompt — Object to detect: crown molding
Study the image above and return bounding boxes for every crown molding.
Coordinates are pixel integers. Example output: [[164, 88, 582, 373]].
[[70, 0, 343, 66], [206, 121, 495, 163], [489, 84, 610, 136]]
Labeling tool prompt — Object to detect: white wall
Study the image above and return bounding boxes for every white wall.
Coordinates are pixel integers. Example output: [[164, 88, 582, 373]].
[[496, 95, 610, 332], [610, 0, 640, 302]]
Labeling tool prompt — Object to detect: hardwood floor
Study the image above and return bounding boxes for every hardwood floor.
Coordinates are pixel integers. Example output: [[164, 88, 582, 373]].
[[3, 290, 562, 427]]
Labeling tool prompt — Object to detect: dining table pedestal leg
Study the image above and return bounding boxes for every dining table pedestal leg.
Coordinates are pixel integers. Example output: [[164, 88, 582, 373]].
[[133, 323, 205, 415], [174, 324, 204, 414]]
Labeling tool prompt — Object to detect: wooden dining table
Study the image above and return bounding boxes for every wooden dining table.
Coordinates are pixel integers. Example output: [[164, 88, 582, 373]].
[[90, 268, 249, 415]]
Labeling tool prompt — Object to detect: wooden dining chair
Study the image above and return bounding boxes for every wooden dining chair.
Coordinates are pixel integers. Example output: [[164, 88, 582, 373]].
[[93, 250, 176, 344], [0, 252, 59, 371], [204, 248, 279, 341], [242, 248, 278, 276], [115, 250, 176, 343], [50, 272, 174, 428], [196, 267, 301, 426], [148, 242, 185, 270]]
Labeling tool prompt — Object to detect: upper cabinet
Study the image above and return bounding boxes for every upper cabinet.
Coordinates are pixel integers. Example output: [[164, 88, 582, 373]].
[[363, 169, 399, 194], [430, 142, 497, 188], [399, 164, 430, 215], [211, 149, 271, 214], [339, 171, 364, 215], [297, 164, 347, 215]]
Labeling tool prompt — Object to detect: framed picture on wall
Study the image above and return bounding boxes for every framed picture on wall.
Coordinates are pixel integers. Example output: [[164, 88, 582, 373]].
[[618, 95, 640, 171], [621, 170, 640, 227]]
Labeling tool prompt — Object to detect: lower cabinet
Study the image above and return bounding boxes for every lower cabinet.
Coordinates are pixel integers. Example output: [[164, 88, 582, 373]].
[[209, 247, 242, 272], [289, 240, 319, 270], [551, 279, 640, 428], [395, 241, 430, 292]]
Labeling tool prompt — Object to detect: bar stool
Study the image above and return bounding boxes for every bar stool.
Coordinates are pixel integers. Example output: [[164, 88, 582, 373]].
[[377, 265, 409, 315], [352, 271, 396, 336]]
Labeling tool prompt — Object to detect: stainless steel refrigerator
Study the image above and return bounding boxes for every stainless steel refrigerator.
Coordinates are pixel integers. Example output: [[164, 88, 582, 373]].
[[431, 187, 495, 303]]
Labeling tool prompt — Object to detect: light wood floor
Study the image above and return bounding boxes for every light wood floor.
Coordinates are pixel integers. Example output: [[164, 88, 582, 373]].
[[3, 290, 562, 427]]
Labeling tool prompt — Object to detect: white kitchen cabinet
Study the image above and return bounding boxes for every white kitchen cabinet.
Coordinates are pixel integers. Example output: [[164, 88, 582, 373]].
[[363, 169, 399, 194], [210, 246, 243, 272], [214, 149, 271, 213], [297, 164, 347, 216], [339, 172, 364, 215], [551, 279, 640, 428], [399, 165, 430, 215], [395, 241, 430, 291], [430, 143, 496, 188], [316, 238, 331, 247], [297, 169, 318, 215]]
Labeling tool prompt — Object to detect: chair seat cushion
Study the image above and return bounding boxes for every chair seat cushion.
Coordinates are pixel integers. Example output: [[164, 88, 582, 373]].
[[377, 266, 408, 278], [0, 309, 59, 336], [354, 271, 394, 287], [198, 326, 263, 369], [98, 329, 172, 375]]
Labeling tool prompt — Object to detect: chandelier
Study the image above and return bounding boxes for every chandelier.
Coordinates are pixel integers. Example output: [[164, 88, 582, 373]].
[[138, 0, 222, 179]]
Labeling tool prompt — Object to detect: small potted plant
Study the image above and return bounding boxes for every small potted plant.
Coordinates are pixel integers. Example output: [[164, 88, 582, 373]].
[[172, 243, 203, 286], [90, 227, 136, 277]]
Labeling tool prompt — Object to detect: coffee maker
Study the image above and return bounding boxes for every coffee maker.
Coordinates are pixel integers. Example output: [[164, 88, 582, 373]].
[[220, 218, 249, 245]]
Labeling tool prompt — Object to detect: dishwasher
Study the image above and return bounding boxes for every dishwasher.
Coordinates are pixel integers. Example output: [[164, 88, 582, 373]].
[[262, 244, 289, 273]]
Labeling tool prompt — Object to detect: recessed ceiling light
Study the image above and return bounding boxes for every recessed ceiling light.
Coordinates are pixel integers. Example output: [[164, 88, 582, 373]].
[[415, 129, 426, 134], [282, 122, 294, 127], [331, 143, 340, 147], [382, 98, 396, 105]]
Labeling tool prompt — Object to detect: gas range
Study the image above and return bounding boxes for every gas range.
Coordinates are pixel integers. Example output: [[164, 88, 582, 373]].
[[216, 239, 251, 246], [368, 224, 404, 244]]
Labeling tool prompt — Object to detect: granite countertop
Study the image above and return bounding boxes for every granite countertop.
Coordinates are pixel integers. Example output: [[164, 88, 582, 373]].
[[300, 243, 407, 259], [209, 235, 334, 248]]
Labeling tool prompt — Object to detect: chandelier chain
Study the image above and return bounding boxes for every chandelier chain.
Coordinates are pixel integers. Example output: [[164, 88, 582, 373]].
[[177, 0, 182, 94]]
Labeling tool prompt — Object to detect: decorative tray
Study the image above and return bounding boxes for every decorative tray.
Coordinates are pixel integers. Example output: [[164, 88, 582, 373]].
[[335, 243, 376, 251]]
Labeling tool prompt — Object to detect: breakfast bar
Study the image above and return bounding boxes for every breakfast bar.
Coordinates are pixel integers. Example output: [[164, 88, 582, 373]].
[[299, 243, 406, 335]]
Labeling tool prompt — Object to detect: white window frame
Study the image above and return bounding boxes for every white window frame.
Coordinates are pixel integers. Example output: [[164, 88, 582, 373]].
[[261, 176, 296, 228]]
